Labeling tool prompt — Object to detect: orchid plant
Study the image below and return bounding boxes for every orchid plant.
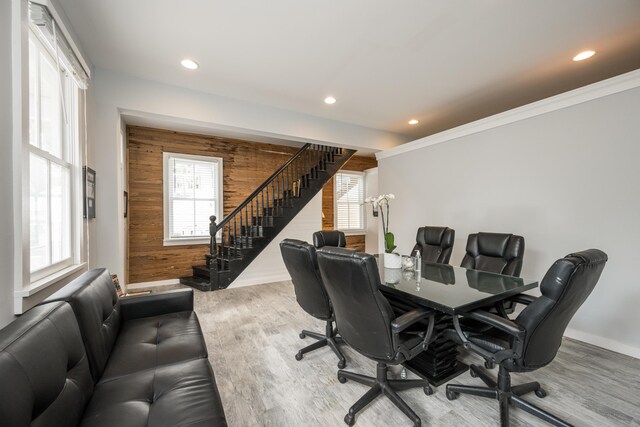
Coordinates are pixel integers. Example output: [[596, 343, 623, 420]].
[[363, 193, 396, 253]]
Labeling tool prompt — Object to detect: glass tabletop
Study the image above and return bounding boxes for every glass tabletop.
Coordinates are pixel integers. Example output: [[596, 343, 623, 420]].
[[374, 255, 538, 314]]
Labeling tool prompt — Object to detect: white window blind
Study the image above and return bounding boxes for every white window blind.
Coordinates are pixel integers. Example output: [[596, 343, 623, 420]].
[[164, 153, 223, 244], [335, 172, 365, 231]]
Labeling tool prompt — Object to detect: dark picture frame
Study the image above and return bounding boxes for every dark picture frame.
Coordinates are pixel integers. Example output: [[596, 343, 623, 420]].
[[83, 166, 96, 219], [124, 191, 128, 218]]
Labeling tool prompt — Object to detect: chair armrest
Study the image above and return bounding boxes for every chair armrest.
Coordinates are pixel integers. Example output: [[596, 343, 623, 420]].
[[391, 307, 434, 334], [120, 288, 194, 321], [464, 310, 526, 340], [507, 294, 537, 306], [391, 307, 436, 361]]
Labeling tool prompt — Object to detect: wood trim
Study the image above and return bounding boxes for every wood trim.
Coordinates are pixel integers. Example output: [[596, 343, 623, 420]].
[[321, 155, 377, 250], [127, 126, 298, 283]]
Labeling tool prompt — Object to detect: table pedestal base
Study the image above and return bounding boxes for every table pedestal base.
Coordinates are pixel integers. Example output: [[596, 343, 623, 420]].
[[384, 293, 467, 386]]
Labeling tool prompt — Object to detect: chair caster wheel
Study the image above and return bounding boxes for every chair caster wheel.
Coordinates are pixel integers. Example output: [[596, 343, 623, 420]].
[[469, 368, 477, 378], [338, 375, 347, 384], [423, 385, 433, 396], [446, 390, 458, 401], [344, 413, 355, 426], [484, 361, 494, 369], [338, 360, 346, 369], [535, 388, 547, 398], [295, 352, 303, 361], [299, 332, 306, 339]]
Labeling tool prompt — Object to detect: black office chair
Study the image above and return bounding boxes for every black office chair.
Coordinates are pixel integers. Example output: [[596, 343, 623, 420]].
[[317, 247, 436, 427], [461, 232, 525, 277], [461, 232, 525, 318], [280, 239, 347, 369], [411, 226, 455, 264], [313, 230, 347, 248], [445, 249, 607, 427]]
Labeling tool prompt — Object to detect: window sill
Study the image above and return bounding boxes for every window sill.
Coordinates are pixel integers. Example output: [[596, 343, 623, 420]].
[[338, 230, 366, 236], [15, 263, 88, 297], [163, 238, 210, 247]]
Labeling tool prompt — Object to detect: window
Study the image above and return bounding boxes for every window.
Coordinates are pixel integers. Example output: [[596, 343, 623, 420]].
[[334, 172, 365, 233], [163, 153, 223, 245], [28, 28, 80, 281]]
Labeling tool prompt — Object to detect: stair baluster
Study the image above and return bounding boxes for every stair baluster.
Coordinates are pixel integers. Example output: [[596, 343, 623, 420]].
[[181, 143, 357, 290]]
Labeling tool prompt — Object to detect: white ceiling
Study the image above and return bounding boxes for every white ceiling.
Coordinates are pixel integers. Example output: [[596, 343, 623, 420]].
[[59, 0, 640, 140]]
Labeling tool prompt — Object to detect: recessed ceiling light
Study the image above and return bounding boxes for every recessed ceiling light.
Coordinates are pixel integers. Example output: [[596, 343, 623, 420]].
[[181, 59, 199, 70], [408, 119, 419, 125], [573, 50, 595, 61], [324, 96, 337, 105]]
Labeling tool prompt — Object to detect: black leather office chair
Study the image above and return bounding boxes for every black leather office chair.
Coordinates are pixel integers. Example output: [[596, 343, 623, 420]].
[[445, 249, 607, 427], [461, 232, 525, 277], [280, 239, 347, 369], [313, 230, 347, 248], [412, 226, 455, 264], [461, 232, 525, 318], [317, 247, 436, 427]]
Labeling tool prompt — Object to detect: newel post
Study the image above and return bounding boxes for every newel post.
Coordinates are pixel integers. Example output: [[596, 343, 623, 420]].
[[209, 215, 218, 260]]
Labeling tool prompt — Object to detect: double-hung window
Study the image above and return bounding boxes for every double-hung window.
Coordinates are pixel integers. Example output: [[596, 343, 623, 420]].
[[163, 153, 223, 246], [27, 2, 88, 283], [334, 172, 365, 233]]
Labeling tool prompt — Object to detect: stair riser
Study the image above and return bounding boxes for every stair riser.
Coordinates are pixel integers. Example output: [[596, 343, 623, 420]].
[[183, 147, 356, 290]]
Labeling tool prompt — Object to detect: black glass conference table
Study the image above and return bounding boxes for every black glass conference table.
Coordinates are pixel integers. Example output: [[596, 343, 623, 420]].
[[374, 256, 538, 386]]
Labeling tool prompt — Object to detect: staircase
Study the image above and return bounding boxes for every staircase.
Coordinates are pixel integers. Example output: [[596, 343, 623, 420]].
[[180, 143, 356, 291]]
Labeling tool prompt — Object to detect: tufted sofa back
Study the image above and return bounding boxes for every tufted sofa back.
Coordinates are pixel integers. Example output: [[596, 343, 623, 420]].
[[43, 268, 121, 381], [0, 302, 94, 426]]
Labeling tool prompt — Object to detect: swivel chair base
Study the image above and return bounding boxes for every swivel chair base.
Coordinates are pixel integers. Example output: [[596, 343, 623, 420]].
[[296, 319, 346, 368], [446, 364, 572, 427], [337, 362, 433, 427]]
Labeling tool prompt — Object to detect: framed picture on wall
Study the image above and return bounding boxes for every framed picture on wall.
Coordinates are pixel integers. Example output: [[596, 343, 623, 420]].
[[83, 166, 96, 219]]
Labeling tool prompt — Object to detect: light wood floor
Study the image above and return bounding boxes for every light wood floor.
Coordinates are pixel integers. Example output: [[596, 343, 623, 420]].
[[184, 281, 640, 426]]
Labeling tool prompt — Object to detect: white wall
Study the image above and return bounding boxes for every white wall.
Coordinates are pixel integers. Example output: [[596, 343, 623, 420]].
[[231, 193, 322, 288], [377, 75, 640, 357], [0, 0, 15, 327], [364, 168, 379, 254], [92, 68, 407, 281]]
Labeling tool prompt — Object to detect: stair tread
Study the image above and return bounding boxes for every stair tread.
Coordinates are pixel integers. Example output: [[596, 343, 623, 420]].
[[182, 147, 357, 292]]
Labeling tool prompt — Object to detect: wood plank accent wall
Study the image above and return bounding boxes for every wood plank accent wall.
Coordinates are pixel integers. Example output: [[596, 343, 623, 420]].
[[322, 156, 377, 251], [126, 126, 298, 284]]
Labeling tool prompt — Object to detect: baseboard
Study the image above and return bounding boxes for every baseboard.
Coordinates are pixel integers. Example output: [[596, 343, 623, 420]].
[[565, 327, 640, 359], [126, 279, 180, 290], [126, 273, 292, 290], [228, 272, 291, 288]]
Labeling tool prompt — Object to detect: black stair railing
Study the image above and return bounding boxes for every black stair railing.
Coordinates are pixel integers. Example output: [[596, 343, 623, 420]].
[[206, 143, 343, 279]]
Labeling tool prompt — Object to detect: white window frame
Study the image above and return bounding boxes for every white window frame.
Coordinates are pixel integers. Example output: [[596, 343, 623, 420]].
[[334, 171, 366, 235], [163, 152, 224, 246], [26, 26, 83, 284], [11, 0, 90, 312]]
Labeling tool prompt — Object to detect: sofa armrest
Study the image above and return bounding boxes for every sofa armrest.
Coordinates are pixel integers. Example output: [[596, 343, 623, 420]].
[[120, 288, 194, 321]]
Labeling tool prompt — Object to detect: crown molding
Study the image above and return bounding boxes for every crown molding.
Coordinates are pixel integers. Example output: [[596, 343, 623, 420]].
[[376, 68, 640, 160]]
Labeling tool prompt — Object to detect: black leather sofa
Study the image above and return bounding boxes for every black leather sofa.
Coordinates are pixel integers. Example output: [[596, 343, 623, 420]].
[[0, 268, 227, 427]]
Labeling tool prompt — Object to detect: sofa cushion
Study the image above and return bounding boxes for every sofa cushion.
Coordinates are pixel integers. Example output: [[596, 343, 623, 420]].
[[43, 268, 121, 381], [0, 302, 94, 427], [81, 358, 227, 427], [100, 310, 208, 381]]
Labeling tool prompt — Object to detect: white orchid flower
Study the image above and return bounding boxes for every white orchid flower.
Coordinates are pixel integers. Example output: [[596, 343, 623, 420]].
[[387, 193, 395, 199]]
